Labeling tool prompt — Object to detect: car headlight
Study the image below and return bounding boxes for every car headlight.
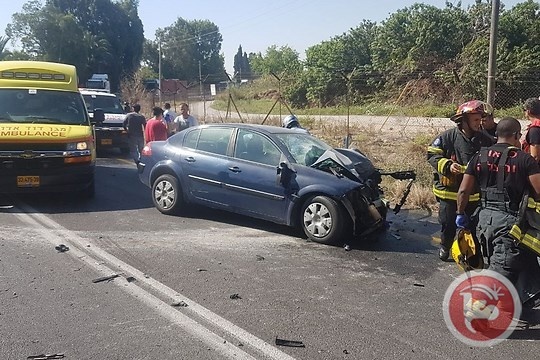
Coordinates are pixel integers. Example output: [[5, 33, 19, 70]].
[[66, 141, 89, 151]]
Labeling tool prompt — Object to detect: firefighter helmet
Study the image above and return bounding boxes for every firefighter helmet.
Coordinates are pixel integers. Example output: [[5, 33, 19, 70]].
[[283, 114, 300, 128], [450, 100, 493, 123], [451, 228, 484, 271]]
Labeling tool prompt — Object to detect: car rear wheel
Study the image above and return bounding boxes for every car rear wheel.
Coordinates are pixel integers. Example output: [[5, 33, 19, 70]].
[[152, 174, 182, 215], [301, 195, 345, 244]]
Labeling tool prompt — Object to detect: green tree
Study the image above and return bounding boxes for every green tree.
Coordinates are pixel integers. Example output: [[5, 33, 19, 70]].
[[233, 45, 252, 80], [157, 18, 225, 83], [249, 45, 302, 76], [7, 0, 144, 91], [0, 36, 11, 60]]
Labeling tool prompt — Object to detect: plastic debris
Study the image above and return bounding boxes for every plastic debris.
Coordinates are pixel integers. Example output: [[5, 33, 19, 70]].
[[54, 244, 69, 253], [229, 293, 242, 300], [171, 300, 188, 307], [275, 337, 305, 347], [92, 274, 120, 283]]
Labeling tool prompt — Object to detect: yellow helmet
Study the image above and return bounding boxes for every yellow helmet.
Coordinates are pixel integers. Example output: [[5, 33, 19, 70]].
[[451, 228, 484, 271]]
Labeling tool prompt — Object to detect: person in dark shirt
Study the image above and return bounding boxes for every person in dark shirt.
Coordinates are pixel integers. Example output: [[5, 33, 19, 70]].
[[521, 97, 540, 163], [427, 100, 495, 261], [457, 117, 540, 310], [122, 103, 146, 164], [481, 113, 498, 142]]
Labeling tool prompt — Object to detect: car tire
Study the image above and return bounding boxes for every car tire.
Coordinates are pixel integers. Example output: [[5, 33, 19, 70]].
[[301, 195, 345, 244], [152, 174, 182, 215]]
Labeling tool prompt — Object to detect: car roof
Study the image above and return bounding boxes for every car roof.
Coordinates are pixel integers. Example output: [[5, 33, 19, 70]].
[[196, 123, 303, 135]]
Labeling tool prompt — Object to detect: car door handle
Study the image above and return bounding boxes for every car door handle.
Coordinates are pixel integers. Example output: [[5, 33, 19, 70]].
[[185, 156, 195, 162], [228, 166, 241, 173]]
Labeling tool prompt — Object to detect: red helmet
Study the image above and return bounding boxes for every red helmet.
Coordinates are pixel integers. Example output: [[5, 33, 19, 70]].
[[450, 100, 493, 123]]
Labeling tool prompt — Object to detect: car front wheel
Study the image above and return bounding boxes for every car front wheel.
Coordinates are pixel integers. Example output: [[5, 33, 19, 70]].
[[152, 174, 182, 215], [301, 195, 345, 244]]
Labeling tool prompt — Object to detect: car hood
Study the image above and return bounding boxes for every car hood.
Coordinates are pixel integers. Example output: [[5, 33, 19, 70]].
[[310, 148, 377, 182]]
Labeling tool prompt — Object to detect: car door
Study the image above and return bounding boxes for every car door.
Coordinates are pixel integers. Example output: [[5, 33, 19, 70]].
[[175, 127, 233, 207], [223, 129, 290, 222]]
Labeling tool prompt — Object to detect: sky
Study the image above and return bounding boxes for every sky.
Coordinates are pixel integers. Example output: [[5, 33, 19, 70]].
[[0, 0, 523, 74]]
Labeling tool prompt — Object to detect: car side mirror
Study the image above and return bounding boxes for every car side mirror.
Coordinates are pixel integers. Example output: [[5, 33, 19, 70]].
[[92, 108, 105, 125]]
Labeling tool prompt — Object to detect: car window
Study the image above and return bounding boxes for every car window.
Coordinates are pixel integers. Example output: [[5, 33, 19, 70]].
[[234, 129, 281, 166], [196, 127, 233, 155], [182, 128, 200, 149]]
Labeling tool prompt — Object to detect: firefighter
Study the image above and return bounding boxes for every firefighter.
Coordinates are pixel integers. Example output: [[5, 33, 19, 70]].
[[282, 114, 309, 134], [427, 100, 495, 261], [456, 117, 540, 308]]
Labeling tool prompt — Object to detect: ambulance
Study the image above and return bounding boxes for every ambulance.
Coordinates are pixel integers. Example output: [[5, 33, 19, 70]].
[[0, 61, 96, 197]]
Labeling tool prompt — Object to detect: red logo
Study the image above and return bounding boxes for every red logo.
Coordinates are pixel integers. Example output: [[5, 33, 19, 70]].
[[443, 270, 522, 347]]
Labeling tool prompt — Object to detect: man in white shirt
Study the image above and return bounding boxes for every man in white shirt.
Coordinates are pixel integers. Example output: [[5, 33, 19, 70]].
[[173, 102, 198, 132], [163, 102, 176, 135]]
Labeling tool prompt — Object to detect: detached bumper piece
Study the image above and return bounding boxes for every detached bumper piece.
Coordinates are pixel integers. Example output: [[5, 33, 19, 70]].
[[380, 170, 416, 214]]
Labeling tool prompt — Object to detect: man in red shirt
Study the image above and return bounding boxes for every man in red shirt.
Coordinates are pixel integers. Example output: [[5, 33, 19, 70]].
[[144, 106, 168, 144]]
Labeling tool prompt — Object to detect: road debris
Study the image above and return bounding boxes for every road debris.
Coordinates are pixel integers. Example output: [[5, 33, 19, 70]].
[[92, 274, 120, 283], [275, 337, 305, 348], [255, 255, 265, 261], [197, 268, 207, 272], [343, 244, 351, 251], [27, 354, 65, 360], [171, 300, 188, 307], [413, 283, 425, 287], [126, 276, 136, 282], [54, 244, 69, 253], [229, 293, 242, 300], [391, 233, 401, 240]]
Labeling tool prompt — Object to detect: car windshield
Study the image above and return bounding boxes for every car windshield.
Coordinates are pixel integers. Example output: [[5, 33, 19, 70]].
[[275, 132, 333, 166], [82, 94, 124, 114], [0, 88, 88, 125]]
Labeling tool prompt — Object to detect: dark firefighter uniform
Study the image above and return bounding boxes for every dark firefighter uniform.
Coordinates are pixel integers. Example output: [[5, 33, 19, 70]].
[[466, 144, 540, 305], [427, 127, 494, 256]]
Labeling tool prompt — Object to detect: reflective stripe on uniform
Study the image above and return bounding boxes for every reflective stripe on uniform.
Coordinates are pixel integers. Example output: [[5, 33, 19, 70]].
[[427, 146, 444, 155], [509, 224, 540, 256], [436, 158, 452, 174], [432, 185, 480, 202]]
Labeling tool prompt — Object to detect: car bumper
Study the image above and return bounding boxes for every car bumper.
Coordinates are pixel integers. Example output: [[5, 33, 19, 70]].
[[95, 128, 129, 150], [0, 164, 95, 194]]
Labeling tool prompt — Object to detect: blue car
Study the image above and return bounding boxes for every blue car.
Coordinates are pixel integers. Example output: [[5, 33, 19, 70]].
[[138, 124, 415, 245]]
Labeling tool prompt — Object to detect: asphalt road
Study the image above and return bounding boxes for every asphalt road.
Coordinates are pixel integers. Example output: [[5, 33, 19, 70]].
[[0, 152, 539, 359]]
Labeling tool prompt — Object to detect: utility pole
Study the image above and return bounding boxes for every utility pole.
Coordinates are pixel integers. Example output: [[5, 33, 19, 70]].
[[486, 0, 500, 106], [158, 38, 162, 105]]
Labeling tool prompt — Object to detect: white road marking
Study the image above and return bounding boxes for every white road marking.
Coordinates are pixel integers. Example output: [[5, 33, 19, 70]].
[[14, 205, 297, 360]]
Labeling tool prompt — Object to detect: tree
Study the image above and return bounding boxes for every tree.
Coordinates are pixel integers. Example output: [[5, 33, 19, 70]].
[[0, 36, 11, 60], [157, 18, 225, 83], [249, 45, 302, 76], [233, 45, 252, 80], [6, 0, 144, 91]]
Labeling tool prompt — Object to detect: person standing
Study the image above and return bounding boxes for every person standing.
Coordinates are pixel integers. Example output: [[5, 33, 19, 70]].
[[163, 102, 176, 135], [174, 103, 198, 132], [122, 103, 146, 164], [481, 113, 498, 142], [521, 97, 540, 163], [427, 100, 495, 261], [456, 117, 540, 308], [144, 106, 168, 144]]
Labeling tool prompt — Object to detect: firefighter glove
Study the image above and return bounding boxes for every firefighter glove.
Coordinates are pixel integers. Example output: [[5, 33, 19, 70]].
[[455, 214, 469, 229]]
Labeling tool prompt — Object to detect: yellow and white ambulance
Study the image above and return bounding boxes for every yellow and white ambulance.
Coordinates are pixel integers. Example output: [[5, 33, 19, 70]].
[[0, 61, 96, 197]]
